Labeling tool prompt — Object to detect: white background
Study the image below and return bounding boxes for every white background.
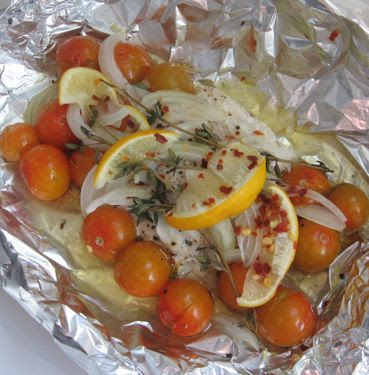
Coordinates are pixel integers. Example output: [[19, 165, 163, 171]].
[[0, 289, 85, 374]]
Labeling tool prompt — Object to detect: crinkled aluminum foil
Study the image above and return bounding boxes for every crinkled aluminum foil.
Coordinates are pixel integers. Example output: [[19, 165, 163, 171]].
[[1, 0, 369, 374]]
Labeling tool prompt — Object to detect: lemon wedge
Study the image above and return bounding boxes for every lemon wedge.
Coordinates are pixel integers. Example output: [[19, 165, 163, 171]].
[[94, 129, 178, 189], [237, 183, 298, 308], [166, 142, 266, 230], [59, 67, 118, 107]]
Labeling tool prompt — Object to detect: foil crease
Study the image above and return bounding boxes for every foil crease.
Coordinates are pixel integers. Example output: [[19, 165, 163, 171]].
[[1, 0, 369, 374]]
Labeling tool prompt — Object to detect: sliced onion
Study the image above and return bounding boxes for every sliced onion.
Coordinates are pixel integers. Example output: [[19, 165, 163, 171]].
[[296, 204, 346, 231], [86, 185, 150, 214], [80, 166, 97, 215], [208, 219, 236, 254], [305, 189, 347, 223], [234, 204, 262, 267], [99, 101, 129, 125], [66, 103, 90, 141], [98, 33, 127, 89]]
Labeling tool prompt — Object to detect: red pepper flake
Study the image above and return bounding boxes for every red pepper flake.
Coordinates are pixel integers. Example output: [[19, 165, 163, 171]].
[[203, 197, 216, 206], [218, 158, 224, 164], [235, 131, 240, 136], [183, 182, 189, 190], [247, 155, 258, 170], [201, 159, 208, 168], [221, 150, 227, 156], [234, 225, 242, 235], [92, 94, 100, 101], [104, 96, 110, 103], [253, 130, 264, 136], [162, 105, 169, 113], [159, 173, 166, 179], [233, 149, 244, 157], [216, 164, 224, 170], [167, 212, 173, 217], [275, 222, 289, 233], [145, 151, 156, 157], [219, 186, 233, 195], [240, 76, 246, 81], [298, 187, 308, 197], [329, 30, 339, 42], [206, 152, 214, 161], [198, 173, 205, 179], [154, 133, 167, 144], [253, 261, 271, 276]]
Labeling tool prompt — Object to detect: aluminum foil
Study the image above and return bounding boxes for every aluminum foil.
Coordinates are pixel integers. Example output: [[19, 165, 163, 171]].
[[1, 0, 369, 374]]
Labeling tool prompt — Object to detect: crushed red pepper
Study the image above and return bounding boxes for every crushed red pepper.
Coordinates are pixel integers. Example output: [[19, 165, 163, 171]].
[[329, 30, 339, 42], [219, 186, 233, 195], [154, 133, 167, 144]]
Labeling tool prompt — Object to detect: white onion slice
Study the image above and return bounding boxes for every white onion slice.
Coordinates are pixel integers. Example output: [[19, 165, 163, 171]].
[[80, 166, 97, 215], [86, 186, 150, 214], [66, 103, 90, 141], [208, 219, 236, 254], [234, 204, 262, 267], [296, 204, 346, 231], [98, 33, 127, 89], [305, 188, 347, 223]]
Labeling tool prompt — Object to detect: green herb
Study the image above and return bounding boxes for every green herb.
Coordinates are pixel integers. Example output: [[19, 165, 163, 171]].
[[128, 196, 173, 224], [64, 143, 81, 151], [194, 123, 221, 146], [161, 149, 184, 174], [87, 107, 99, 127], [147, 101, 164, 125], [115, 160, 144, 179], [80, 126, 112, 146]]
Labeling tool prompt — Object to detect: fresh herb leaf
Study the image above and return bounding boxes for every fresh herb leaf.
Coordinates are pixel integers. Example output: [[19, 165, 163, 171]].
[[64, 142, 81, 151], [194, 123, 221, 146], [116, 160, 144, 178], [133, 82, 149, 91], [87, 107, 99, 127], [147, 101, 163, 125], [160, 149, 183, 174], [128, 196, 173, 224]]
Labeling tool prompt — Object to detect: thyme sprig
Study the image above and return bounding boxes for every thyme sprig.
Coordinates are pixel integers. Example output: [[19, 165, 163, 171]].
[[194, 123, 221, 146], [128, 197, 173, 224], [147, 102, 164, 125], [80, 126, 113, 146], [100, 80, 222, 148]]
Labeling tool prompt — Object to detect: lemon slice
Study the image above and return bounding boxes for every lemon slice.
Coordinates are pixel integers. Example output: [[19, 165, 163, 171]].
[[237, 183, 298, 308], [166, 142, 266, 230], [59, 67, 118, 107], [94, 129, 178, 189]]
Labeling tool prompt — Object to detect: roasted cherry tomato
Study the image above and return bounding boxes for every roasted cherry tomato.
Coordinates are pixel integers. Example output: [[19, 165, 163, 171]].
[[69, 147, 97, 188], [328, 183, 369, 230], [282, 164, 330, 206], [157, 278, 214, 337], [35, 100, 79, 150], [114, 42, 152, 84], [19, 144, 70, 201], [82, 205, 136, 264], [217, 263, 247, 313], [294, 219, 340, 272], [56, 36, 100, 75], [147, 63, 195, 94], [255, 285, 317, 347], [114, 241, 171, 297], [0, 123, 39, 162]]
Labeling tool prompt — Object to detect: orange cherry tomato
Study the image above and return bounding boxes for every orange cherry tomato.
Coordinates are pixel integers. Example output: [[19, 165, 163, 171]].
[[56, 36, 100, 75], [35, 100, 79, 151], [69, 147, 97, 188], [294, 219, 340, 272], [328, 183, 369, 230], [19, 144, 70, 201], [114, 241, 171, 297], [82, 205, 136, 264], [255, 285, 317, 347], [114, 42, 152, 84], [0, 123, 39, 162], [147, 63, 195, 94], [217, 263, 247, 313], [157, 278, 214, 337], [282, 165, 331, 206]]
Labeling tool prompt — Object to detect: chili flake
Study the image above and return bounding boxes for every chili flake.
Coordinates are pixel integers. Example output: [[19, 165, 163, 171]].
[[216, 164, 224, 170], [154, 133, 167, 144], [247, 155, 258, 170], [234, 225, 242, 235], [329, 30, 339, 42], [198, 173, 205, 179], [201, 159, 208, 168], [162, 105, 169, 113], [203, 197, 216, 206], [233, 149, 244, 157], [253, 130, 264, 136], [219, 186, 233, 195]]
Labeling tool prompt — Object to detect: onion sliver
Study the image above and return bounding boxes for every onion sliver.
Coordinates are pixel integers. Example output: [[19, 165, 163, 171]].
[[80, 166, 97, 215], [208, 219, 236, 255], [296, 204, 346, 231], [66, 103, 89, 141], [305, 188, 347, 224], [98, 33, 127, 89]]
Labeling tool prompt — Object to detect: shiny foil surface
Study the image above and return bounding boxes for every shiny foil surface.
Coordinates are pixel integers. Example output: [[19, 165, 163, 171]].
[[1, 0, 369, 374]]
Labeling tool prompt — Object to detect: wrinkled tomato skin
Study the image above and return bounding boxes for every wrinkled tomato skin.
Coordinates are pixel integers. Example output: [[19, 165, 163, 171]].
[[217, 263, 247, 313], [255, 286, 317, 347], [328, 183, 369, 230], [82, 205, 136, 264], [294, 219, 340, 273], [35, 100, 79, 151], [147, 63, 195, 94], [114, 241, 171, 297], [282, 165, 331, 206], [0, 123, 39, 162], [56, 36, 100, 75], [157, 278, 214, 337], [19, 144, 70, 201], [69, 147, 97, 188], [114, 42, 152, 84]]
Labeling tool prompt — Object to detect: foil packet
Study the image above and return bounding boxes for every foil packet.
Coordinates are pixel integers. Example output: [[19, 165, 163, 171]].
[[1, 0, 369, 374]]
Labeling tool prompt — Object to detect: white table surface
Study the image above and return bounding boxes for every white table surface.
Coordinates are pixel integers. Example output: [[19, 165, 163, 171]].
[[0, 289, 85, 375]]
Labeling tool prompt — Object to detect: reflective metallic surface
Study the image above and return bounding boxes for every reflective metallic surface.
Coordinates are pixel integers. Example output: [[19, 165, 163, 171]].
[[1, 0, 369, 374]]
